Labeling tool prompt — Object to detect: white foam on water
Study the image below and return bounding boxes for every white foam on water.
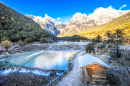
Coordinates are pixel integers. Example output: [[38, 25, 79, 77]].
[[25, 51, 44, 59], [31, 70, 50, 76], [56, 72, 63, 76], [0, 67, 52, 76], [1, 68, 12, 75], [12, 67, 18, 72], [0, 59, 5, 61], [19, 68, 29, 73]]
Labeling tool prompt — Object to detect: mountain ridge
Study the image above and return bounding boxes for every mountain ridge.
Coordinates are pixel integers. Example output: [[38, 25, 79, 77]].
[[0, 2, 57, 42], [58, 6, 130, 37], [77, 12, 130, 39], [29, 14, 61, 36]]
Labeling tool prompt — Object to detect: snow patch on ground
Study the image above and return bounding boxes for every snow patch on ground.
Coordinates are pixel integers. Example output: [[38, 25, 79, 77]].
[[120, 45, 130, 50], [56, 51, 85, 86]]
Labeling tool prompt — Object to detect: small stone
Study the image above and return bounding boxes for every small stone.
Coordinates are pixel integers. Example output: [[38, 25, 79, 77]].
[[29, 80, 32, 84]]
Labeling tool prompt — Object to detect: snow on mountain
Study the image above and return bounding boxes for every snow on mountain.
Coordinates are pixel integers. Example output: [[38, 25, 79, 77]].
[[28, 6, 129, 37], [58, 6, 130, 37], [57, 12, 96, 37], [29, 14, 61, 36]]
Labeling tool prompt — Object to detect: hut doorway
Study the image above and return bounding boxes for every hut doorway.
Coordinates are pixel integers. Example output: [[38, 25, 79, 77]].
[[81, 67, 91, 83]]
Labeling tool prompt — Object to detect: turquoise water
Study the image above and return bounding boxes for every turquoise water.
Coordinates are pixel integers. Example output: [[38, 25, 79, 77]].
[[24, 51, 70, 70], [6, 50, 76, 70], [7, 51, 43, 66]]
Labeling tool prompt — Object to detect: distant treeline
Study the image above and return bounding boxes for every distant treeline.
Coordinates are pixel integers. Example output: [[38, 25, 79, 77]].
[[67, 35, 89, 42]]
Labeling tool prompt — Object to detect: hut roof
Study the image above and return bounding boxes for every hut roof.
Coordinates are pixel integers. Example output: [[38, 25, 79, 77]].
[[78, 54, 111, 68]]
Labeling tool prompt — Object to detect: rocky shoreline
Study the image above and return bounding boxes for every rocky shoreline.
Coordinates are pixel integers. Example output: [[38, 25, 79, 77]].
[[0, 72, 55, 86], [0, 42, 87, 56], [0, 66, 64, 86]]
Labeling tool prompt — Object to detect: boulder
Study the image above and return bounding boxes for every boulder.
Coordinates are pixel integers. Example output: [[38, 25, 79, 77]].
[[50, 71, 56, 77]]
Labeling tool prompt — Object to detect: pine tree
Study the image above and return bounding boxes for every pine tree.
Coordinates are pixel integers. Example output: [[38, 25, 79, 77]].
[[115, 29, 124, 58], [105, 30, 111, 44], [95, 35, 102, 43]]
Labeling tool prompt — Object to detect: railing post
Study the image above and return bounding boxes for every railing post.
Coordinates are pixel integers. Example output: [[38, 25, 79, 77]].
[[59, 75, 61, 80]]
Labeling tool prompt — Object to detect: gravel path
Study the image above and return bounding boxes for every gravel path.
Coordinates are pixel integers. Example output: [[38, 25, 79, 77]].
[[55, 52, 85, 86]]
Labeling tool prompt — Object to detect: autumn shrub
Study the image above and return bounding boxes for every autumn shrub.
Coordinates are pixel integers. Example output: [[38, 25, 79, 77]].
[[0, 40, 13, 51]]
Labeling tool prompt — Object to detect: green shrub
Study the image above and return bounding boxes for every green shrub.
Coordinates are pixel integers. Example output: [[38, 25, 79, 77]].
[[40, 38, 48, 43], [1, 37, 10, 41], [107, 72, 121, 85], [86, 43, 95, 53], [98, 44, 106, 50], [24, 37, 32, 43], [110, 46, 121, 59], [18, 40, 24, 46]]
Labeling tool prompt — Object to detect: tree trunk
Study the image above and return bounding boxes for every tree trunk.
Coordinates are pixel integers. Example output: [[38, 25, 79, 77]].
[[5, 47, 8, 51], [116, 32, 119, 59]]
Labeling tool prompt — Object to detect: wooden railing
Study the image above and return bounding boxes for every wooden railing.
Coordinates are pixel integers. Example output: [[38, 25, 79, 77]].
[[46, 64, 73, 86]]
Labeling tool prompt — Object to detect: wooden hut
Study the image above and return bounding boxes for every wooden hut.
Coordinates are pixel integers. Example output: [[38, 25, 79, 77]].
[[78, 54, 110, 84]]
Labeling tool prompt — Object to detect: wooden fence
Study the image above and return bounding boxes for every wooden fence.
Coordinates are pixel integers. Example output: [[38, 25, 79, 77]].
[[46, 64, 73, 86]]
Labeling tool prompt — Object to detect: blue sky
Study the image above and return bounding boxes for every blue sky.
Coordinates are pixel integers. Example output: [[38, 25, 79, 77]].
[[1, 0, 130, 23]]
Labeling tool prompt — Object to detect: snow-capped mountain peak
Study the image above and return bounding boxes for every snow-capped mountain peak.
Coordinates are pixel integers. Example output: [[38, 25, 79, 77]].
[[29, 14, 61, 36], [58, 6, 130, 37]]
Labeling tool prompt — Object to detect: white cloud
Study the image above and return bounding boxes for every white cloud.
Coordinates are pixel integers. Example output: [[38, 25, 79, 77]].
[[70, 6, 129, 25], [87, 6, 130, 25], [119, 4, 127, 10], [58, 17, 61, 20], [70, 12, 88, 23]]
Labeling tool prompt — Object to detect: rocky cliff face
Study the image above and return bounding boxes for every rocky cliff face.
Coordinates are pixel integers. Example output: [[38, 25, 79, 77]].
[[55, 24, 67, 36], [29, 14, 61, 36]]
